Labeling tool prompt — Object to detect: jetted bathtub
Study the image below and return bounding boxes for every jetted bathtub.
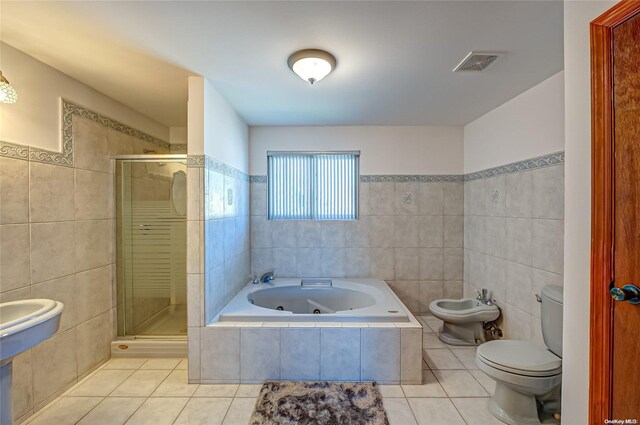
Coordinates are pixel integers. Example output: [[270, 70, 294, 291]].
[[217, 278, 410, 323]]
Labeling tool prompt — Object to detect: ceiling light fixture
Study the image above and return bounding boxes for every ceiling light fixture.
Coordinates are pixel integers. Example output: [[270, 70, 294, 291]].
[[0, 71, 17, 104], [287, 49, 336, 85]]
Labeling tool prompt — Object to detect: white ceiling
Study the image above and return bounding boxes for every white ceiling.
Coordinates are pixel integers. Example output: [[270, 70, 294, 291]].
[[1, 1, 563, 128]]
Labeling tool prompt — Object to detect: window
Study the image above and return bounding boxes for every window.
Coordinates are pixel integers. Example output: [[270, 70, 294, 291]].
[[267, 151, 359, 220]]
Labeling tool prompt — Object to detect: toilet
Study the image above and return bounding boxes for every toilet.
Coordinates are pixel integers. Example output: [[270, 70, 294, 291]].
[[428, 297, 500, 346], [475, 285, 563, 425]]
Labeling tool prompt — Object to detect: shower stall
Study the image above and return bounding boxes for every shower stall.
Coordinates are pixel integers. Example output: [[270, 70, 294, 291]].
[[112, 155, 188, 356]]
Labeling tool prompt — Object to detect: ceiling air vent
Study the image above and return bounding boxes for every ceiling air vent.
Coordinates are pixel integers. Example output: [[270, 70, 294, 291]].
[[453, 51, 501, 72]]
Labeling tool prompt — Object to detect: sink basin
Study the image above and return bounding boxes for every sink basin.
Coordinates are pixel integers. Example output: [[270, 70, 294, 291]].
[[0, 299, 63, 425], [1, 299, 64, 363]]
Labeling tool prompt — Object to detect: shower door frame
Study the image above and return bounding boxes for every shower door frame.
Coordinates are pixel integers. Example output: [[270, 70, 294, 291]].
[[113, 154, 188, 339]]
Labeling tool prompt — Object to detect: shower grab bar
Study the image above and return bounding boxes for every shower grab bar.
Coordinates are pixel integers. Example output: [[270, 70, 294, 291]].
[[301, 279, 332, 287]]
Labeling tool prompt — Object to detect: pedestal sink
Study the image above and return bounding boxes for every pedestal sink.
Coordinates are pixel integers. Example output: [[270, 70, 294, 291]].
[[0, 299, 64, 425]]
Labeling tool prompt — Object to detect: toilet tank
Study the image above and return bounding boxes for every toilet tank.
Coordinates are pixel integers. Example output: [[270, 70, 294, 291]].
[[541, 285, 563, 357]]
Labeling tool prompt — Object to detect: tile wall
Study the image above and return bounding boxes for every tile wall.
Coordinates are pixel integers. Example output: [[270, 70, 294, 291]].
[[463, 157, 564, 342], [249, 179, 464, 314], [0, 101, 171, 422], [185, 156, 250, 383]]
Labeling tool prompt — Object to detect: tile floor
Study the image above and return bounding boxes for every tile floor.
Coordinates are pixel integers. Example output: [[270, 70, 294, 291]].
[[23, 315, 502, 425]]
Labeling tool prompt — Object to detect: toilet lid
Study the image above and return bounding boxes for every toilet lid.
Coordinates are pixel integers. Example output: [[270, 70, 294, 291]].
[[477, 340, 562, 375]]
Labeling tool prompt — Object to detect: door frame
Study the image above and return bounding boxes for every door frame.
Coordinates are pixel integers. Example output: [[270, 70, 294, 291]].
[[590, 1, 640, 423]]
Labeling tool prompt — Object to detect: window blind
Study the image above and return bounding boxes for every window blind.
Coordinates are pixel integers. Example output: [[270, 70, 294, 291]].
[[267, 151, 359, 220]]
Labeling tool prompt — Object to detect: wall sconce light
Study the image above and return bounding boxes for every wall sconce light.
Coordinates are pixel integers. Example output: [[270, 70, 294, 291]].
[[0, 71, 18, 104]]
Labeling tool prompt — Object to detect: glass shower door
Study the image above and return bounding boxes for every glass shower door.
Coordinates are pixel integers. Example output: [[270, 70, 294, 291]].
[[116, 157, 187, 337]]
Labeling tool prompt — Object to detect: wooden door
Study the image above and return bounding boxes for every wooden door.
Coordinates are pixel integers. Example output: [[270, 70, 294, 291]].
[[591, 1, 640, 423]]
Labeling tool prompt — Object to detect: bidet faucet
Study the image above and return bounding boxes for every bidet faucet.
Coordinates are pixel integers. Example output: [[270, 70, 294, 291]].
[[475, 289, 494, 306], [260, 269, 275, 283]]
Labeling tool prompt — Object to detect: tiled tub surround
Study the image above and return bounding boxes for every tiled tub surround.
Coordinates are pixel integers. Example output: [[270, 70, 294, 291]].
[[200, 278, 423, 384], [199, 320, 423, 385], [0, 101, 171, 423], [249, 178, 464, 315], [463, 154, 565, 342], [186, 156, 250, 383]]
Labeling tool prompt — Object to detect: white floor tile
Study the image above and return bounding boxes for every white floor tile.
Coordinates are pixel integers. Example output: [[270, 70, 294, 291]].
[[469, 369, 496, 395], [67, 370, 134, 397], [173, 397, 232, 425], [151, 369, 199, 397], [423, 349, 465, 369], [433, 369, 489, 397], [451, 398, 505, 425], [222, 397, 257, 425], [112, 369, 172, 397], [77, 397, 145, 425], [101, 358, 148, 370], [139, 358, 182, 370], [27, 397, 103, 425], [378, 385, 405, 398], [384, 398, 418, 425], [235, 384, 263, 397], [422, 332, 447, 349], [176, 358, 188, 370], [125, 397, 189, 425], [401, 371, 447, 398], [407, 398, 466, 425], [450, 347, 478, 369], [193, 384, 239, 398]]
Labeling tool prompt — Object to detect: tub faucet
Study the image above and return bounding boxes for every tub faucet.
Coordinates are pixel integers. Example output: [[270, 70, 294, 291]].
[[475, 289, 494, 306], [260, 269, 275, 283]]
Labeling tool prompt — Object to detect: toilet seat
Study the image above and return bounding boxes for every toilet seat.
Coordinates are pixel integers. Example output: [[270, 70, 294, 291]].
[[477, 340, 562, 377]]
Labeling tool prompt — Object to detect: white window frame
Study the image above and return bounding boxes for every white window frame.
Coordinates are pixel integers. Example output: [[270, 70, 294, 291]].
[[267, 151, 360, 220]]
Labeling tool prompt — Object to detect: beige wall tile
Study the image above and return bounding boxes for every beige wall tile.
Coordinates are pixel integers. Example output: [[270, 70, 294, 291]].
[[76, 311, 111, 375], [74, 117, 109, 173], [401, 328, 423, 384], [31, 328, 78, 405], [76, 265, 112, 323], [75, 219, 111, 272], [29, 162, 75, 222], [0, 157, 29, 224], [30, 221, 75, 284], [200, 327, 240, 382], [75, 169, 111, 220], [31, 275, 77, 333], [134, 137, 168, 154], [1, 224, 30, 292], [108, 128, 134, 156]]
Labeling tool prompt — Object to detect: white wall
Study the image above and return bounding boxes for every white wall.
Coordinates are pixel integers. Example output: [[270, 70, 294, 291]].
[[0, 43, 169, 150], [170, 127, 187, 145], [187, 76, 249, 172], [249, 126, 463, 175], [464, 71, 565, 173], [563, 1, 615, 423]]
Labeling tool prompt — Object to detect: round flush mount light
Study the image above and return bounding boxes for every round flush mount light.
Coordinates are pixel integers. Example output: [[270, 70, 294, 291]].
[[287, 49, 336, 85], [0, 71, 17, 104]]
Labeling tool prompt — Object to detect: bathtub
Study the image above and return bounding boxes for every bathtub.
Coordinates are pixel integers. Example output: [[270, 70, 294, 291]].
[[201, 277, 423, 385], [217, 278, 409, 323]]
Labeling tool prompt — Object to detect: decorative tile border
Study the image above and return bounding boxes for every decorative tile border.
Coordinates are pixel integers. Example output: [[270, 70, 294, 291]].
[[187, 155, 205, 168], [0, 99, 170, 167], [249, 151, 565, 183], [170, 144, 187, 152], [0, 141, 29, 161], [361, 175, 463, 182], [464, 151, 565, 181], [189, 154, 249, 181]]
